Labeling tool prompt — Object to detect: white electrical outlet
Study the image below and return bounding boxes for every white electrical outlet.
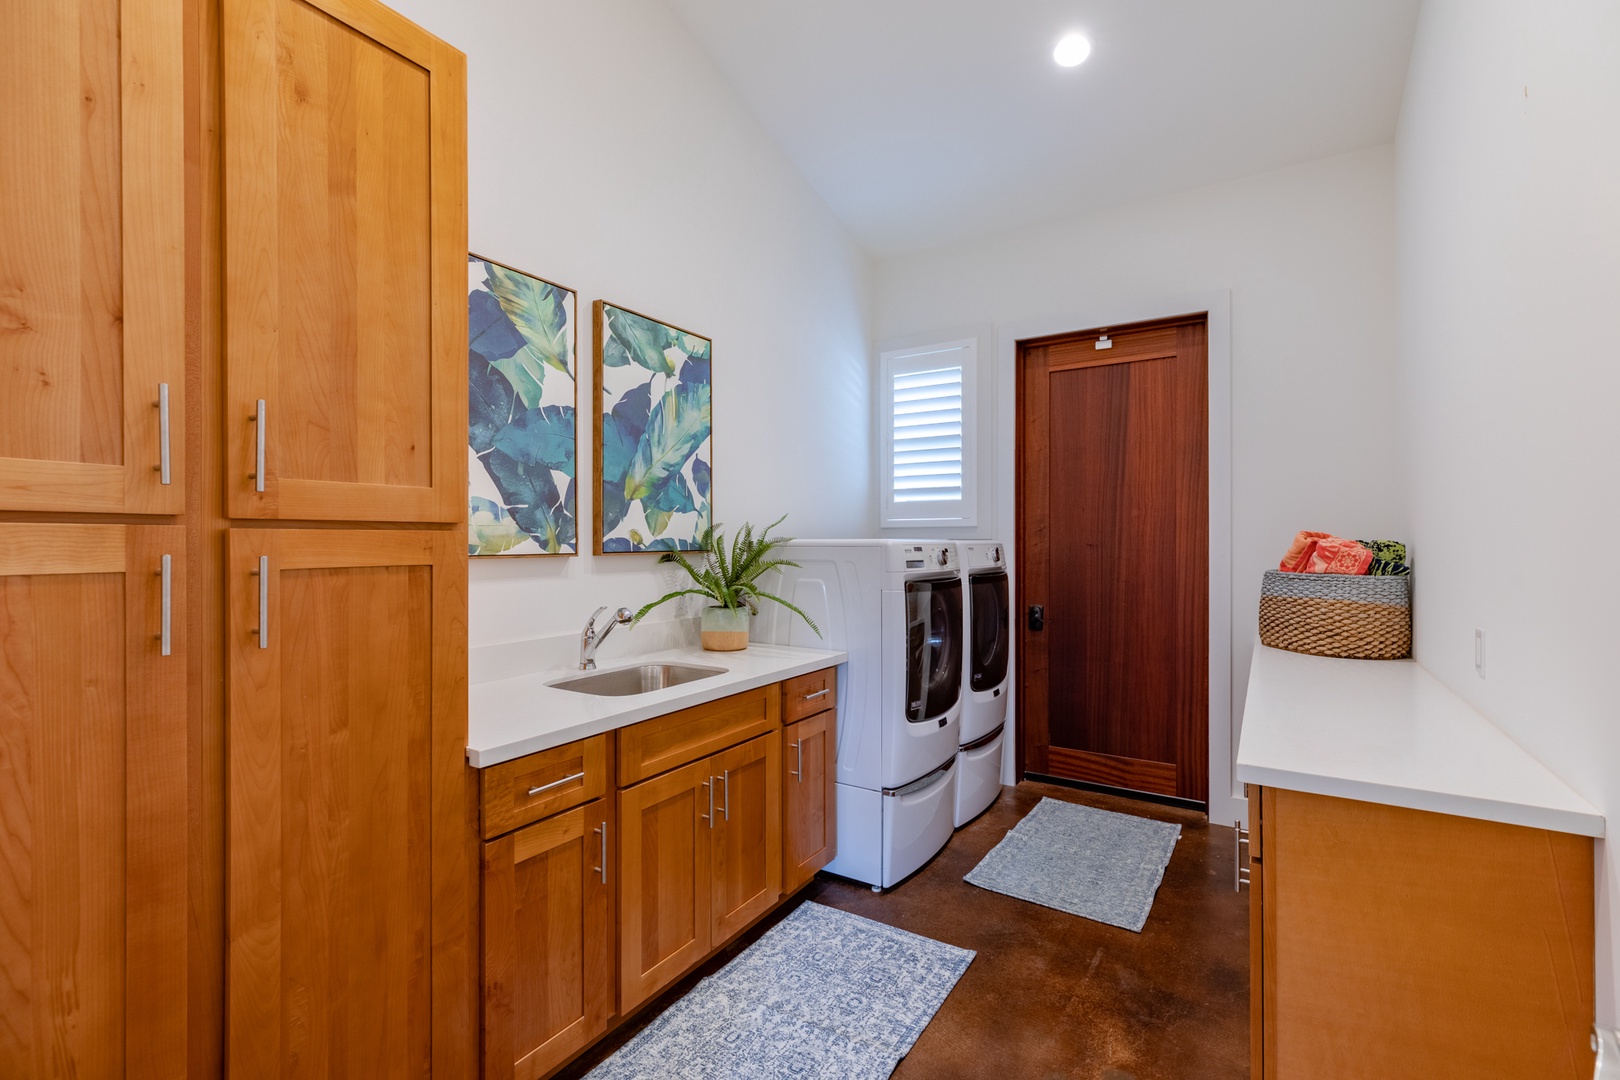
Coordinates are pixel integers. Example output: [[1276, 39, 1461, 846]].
[[1595, 1025, 1620, 1080], [1474, 628, 1486, 678]]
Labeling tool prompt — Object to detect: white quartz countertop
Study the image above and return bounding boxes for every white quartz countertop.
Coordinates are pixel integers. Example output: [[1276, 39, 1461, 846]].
[[467, 643, 847, 768], [1236, 643, 1604, 837]]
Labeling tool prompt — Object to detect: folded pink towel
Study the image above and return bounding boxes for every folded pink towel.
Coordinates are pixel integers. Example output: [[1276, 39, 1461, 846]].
[[1278, 531, 1373, 575]]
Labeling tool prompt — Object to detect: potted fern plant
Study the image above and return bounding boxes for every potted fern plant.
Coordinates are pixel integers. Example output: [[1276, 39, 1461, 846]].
[[634, 516, 821, 651]]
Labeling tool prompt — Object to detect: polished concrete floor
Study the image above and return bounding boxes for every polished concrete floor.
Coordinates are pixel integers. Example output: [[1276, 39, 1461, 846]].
[[560, 780, 1250, 1080]]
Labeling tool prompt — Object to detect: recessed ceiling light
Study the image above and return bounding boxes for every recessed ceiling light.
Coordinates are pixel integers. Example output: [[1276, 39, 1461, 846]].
[[1053, 33, 1091, 68]]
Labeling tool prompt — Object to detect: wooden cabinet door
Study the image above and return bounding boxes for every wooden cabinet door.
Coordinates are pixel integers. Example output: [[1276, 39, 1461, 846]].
[[710, 732, 781, 945], [0, 524, 187, 1077], [0, 0, 184, 513], [483, 800, 614, 1080], [227, 528, 472, 1080], [617, 759, 712, 1013], [222, 0, 466, 522], [783, 711, 836, 894]]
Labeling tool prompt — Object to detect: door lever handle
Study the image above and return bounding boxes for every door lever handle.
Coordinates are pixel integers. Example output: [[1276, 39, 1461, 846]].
[[1027, 604, 1045, 632]]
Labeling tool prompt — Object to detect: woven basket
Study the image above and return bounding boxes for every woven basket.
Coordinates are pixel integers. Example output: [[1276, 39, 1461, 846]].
[[1258, 570, 1412, 659]]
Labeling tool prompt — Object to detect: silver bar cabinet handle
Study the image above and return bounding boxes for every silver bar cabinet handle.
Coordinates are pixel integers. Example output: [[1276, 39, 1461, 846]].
[[593, 821, 608, 885], [720, 770, 730, 820], [792, 739, 803, 782], [156, 383, 171, 485], [527, 771, 585, 797], [803, 688, 830, 701], [255, 555, 268, 649], [702, 778, 713, 828], [159, 554, 173, 656], [251, 399, 266, 492], [1234, 822, 1251, 892]]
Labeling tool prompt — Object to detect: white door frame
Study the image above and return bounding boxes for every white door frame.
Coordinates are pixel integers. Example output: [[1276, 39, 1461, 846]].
[[998, 289, 1238, 826]]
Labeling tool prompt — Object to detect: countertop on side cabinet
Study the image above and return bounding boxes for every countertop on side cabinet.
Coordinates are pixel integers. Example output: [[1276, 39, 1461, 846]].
[[1236, 643, 1604, 837], [467, 644, 847, 768]]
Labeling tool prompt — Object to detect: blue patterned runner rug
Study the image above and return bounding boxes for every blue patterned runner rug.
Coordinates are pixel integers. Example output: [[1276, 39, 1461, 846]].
[[587, 902, 973, 1079], [964, 797, 1181, 932]]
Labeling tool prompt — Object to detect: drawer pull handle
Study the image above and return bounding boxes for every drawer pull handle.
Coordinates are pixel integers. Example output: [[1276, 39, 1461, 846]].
[[791, 739, 803, 782], [593, 821, 608, 885], [1234, 823, 1251, 892], [527, 771, 585, 797], [159, 554, 173, 656], [250, 399, 266, 493], [251, 556, 268, 648], [155, 383, 172, 484], [802, 688, 831, 701]]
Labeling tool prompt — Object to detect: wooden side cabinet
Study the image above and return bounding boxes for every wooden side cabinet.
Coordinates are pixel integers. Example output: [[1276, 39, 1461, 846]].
[[483, 799, 615, 1080], [222, 0, 467, 523], [0, 524, 188, 1078], [226, 528, 471, 1080], [0, 0, 185, 514], [783, 708, 837, 894], [1248, 785, 1597, 1079]]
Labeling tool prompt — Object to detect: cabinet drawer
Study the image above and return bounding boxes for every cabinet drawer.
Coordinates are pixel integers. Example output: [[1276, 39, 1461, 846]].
[[618, 687, 779, 786], [481, 734, 609, 840], [782, 667, 837, 725]]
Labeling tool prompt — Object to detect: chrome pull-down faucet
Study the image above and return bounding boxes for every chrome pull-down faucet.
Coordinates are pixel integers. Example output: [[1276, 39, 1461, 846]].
[[579, 606, 634, 670]]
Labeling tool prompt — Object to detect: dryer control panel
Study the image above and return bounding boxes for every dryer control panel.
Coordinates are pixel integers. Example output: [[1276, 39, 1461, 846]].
[[890, 543, 955, 573]]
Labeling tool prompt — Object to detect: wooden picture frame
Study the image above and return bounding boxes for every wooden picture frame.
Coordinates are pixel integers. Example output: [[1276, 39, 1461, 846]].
[[467, 253, 580, 556], [592, 300, 713, 555]]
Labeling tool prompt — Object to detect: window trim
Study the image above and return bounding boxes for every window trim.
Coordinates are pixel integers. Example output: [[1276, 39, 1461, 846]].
[[879, 337, 977, 527]]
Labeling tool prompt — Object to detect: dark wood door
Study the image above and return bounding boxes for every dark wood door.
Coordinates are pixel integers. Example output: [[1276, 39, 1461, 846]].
[[482, 799, 614, 1080], [1018, 315, 1209, 805]]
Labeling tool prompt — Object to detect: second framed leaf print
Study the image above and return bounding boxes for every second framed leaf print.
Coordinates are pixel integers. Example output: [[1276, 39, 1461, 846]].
[[593, 301, 713, 553], [468, 255, 578, 556]]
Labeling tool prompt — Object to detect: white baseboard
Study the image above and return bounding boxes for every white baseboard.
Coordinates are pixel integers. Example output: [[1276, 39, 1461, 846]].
[[1596, 1026, 1620, 1080]]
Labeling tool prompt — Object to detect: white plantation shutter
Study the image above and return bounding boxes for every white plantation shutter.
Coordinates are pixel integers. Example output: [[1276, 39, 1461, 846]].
[[880, 339, 977, 526], [892, 366, 963, 502]]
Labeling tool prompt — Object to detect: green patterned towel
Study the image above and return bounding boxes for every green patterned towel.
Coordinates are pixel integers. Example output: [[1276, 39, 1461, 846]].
[[1357, 539, 1411, 576]]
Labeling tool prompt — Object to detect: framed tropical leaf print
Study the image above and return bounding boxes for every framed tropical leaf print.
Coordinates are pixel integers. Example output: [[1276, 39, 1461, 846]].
[[592, 301, 713, 553], [467, 255, 579, 556]]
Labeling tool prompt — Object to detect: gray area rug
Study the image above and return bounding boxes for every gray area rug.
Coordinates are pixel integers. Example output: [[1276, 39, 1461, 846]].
[[587, 902, 973, 1079], [964, 797, 1180, 932]]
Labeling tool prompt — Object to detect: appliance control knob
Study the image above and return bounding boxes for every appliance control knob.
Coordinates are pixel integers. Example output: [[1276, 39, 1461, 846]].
[[937, 550, 948, 566]]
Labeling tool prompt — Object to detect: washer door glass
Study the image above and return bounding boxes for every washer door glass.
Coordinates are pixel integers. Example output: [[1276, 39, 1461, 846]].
[[905, 575, 963, 723], [970, 571, 1010, 692]]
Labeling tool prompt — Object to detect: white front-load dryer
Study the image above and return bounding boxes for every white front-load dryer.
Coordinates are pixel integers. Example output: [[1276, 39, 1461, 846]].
[[955, 540, 1010, 826], [753, 540, 964, 888]]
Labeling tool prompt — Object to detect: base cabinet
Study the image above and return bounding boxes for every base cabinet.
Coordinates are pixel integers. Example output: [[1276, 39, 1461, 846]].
[[483, 799, 615, 1080], [481, 671, 837, 1075], [617, 758, 715, 1012], [618, 732, 782, 1012], [783, 710, 837, 894], [1248, 785, 1597, 1079]]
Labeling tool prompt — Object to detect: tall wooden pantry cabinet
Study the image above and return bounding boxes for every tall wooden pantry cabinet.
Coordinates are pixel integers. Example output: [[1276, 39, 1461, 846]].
[[0, 0, 473, 1077]]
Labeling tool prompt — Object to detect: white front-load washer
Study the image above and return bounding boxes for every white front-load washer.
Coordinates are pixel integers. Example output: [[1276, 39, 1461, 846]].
[[752, 540, 963, 889], [954, 540, 1010, 826]]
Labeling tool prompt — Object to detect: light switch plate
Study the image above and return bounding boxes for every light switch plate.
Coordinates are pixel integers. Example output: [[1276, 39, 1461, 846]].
[[1596, 1025, 1620, 1080]]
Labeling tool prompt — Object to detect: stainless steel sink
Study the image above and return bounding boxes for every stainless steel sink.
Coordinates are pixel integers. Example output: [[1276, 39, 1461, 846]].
[[549, 662, 728, 697]]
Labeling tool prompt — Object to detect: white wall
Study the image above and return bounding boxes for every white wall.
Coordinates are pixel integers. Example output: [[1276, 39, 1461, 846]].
[[385, 0, 872, 656], [1397, 0, 1620, 1022], [874, 145, 1405, 823]]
